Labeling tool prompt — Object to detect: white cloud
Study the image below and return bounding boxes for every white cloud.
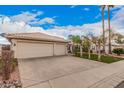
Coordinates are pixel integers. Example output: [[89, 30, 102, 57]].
[[10, 11, 56, 25], [110, 7, 124, 35], [0, 16, 59, 44], [47, 6, 124, 39], [29, 17, 55, 25], [112, 8, 124, 20], [102, 5, 124, 11], [46, 22, 103, 39], [70, 5, 78, 8], [6, 10, 56, 26], [95, 13, 101, 19], [84, 8, 90, 11], [40, 17, 55, 24], [111, 5, 124, 10], [10, 11, 43, 24], [0, 17, 45, 33], [0, 36, 10, 44]]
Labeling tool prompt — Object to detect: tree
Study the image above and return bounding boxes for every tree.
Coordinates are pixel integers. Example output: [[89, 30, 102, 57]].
[[81, 35, 92, 59], [68, 35, 81, 55], [68, 35, 81, 45], [97, 36, 103, 61], [114, 34, 124, 44], [81, 33, 104, 60], [81, 37, 91, 52], [101, 5, 106, 54], [107, 5, 114, 54]]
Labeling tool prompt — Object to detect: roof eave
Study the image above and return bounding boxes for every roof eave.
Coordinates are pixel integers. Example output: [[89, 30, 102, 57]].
[[6, 36, 68, 43]]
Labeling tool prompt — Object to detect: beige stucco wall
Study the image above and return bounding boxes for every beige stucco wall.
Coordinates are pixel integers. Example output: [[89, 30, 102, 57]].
[[11, 39, 67, 58]]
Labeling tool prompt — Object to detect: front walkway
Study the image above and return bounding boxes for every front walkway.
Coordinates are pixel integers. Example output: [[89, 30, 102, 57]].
[[18, 56, 124, 88]]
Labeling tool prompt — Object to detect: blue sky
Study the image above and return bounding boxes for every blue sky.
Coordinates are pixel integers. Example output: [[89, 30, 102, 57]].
[[0, 5, 108, 28], [0, 5, 124, 44]]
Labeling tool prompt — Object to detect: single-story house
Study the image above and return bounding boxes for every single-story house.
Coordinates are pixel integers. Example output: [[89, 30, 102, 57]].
[[5, 32, 68, 59], [91, 42, 124, 54]]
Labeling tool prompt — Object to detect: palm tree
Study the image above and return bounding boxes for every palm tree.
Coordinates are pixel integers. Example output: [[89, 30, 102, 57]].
[[107, 5, 114, 54], [101, 5, 106, 54]]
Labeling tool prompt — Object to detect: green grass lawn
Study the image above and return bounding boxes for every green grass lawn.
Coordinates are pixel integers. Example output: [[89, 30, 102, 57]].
[[75, 53, 124, 64]]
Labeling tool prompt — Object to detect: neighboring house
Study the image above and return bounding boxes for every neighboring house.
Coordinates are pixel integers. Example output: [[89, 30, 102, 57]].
[[104, 31, 124, 53], [5, 32, 68, 59], [91, 31, 124, 54], [105, 42, 124, 54], [91, 41, 124, 54]]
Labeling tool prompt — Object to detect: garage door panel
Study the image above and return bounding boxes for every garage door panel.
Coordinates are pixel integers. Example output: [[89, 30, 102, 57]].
[[16, 42, 53, 58], [54, 44, 66, 55]]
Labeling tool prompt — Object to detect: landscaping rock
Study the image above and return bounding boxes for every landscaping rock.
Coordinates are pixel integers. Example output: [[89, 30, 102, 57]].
[[0, 80, 22, 88]]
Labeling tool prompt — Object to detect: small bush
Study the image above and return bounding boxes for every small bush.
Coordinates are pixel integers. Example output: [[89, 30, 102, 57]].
[[0, 61, 3, 74], [0, 58, 18, 73], [11, 59, 18, 72], [112, 48, 124, 55], [73, 45, 80, 56]]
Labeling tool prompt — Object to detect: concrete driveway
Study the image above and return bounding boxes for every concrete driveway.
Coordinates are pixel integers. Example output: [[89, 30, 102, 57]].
[[18, 56, 106, 87]]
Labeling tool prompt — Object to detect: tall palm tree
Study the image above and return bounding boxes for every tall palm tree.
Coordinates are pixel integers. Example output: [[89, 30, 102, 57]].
[[101, 5, 106, 54], [107, 5, 114, 54]]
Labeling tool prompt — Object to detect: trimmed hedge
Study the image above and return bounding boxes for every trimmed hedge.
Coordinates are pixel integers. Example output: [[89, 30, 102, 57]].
[[112, 48, 124, 55]]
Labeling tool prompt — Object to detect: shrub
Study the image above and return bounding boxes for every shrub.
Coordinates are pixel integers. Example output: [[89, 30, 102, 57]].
[[73, 45, 80, 55], [112, 48, 124, 55], [82, 47, 88, 52], [0, 61, 3, 74], [11, 59, 18, 72], [0, 58, 18, 73]]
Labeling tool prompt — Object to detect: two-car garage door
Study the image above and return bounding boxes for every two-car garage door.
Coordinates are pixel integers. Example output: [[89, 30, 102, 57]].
[[14, 41, 67, 58]]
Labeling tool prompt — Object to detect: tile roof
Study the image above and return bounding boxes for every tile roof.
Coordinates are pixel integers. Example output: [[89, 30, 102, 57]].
[[5, 32, 68, 43]]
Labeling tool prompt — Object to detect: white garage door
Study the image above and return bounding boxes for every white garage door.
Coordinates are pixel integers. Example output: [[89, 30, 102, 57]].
[[15, 42, 54, 58], [54, 43, 66, 56]]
